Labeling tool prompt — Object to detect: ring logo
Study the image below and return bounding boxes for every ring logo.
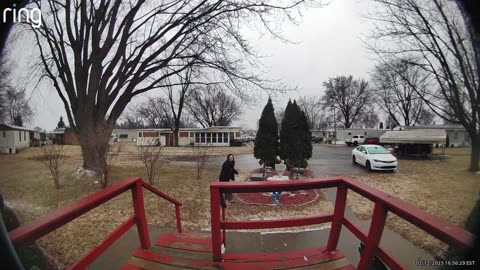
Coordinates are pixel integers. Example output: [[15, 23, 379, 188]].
[[3, 3, 42, 28]]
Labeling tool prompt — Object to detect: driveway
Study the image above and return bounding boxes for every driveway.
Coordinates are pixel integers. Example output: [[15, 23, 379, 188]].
[[208, 144, 366, 176]]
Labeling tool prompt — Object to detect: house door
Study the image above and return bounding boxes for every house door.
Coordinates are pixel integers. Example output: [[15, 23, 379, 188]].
[[160, 136, 166, 146]]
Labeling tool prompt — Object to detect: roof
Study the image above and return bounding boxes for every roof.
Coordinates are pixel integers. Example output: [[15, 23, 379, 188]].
[[380, 129, 446, 144], [137, 126, 241, 132], [400, 125, 465, 130], [0, 123, 35, 132]]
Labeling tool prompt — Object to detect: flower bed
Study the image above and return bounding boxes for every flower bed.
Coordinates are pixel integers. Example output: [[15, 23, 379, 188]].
[[236, 189, 319, 206], [237, 168, 319, 206]]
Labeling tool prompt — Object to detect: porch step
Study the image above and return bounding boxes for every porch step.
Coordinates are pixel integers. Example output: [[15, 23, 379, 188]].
[[122, 232, 354, 270]]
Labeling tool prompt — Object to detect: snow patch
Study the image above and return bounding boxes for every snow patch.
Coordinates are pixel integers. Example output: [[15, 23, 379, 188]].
[[72, 166, 97, 180]]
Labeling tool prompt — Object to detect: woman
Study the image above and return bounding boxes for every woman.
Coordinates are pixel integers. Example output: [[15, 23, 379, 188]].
[[219, 154, 238, 202]]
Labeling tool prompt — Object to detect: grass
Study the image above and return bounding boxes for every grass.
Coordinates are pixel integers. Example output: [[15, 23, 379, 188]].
[[341, 147, 480, 255], [3, 144, 476, 266], [0, 143, 331, 267]]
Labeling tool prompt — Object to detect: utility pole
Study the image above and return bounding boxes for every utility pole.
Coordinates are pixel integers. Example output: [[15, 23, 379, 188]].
[[332, 106, 337, 145]]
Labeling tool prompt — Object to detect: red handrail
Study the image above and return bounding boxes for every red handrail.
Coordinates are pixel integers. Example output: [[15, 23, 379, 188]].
[[210, 176, 474, 269], [8, 177, 182, 270]]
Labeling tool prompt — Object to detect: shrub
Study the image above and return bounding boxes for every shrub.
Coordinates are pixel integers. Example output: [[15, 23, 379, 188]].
[[229, 139, 243, 147]]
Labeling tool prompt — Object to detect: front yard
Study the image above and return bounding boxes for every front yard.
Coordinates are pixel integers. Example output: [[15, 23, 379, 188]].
[[343, 147, 480, 255], [1, 144, 478, 267], [0, 143, 331, 268]]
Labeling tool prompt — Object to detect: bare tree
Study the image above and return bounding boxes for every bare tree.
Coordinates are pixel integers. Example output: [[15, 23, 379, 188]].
[[25, 0, 317, 176], [137, 144, 164, 184], [163, 68, 195, 146], [36, 144, 66, 189], [417, 108, 435, 126], [136, 97, 172, 128], [186, 85, 242, 128], [371, 59, 431, 127], [192, 143, 211, 180], [297, 96, 325, 129], [4, 87, 33, 126], [321, 75, 372, 128], [358, 108, 379, 128], [385, 115, 398, 130], [370, 0, 480, 170], [0, 58, 10, 122]]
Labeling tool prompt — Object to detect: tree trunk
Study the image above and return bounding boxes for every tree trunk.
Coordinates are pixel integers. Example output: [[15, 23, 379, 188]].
[[469, 134, 480, 172], [173, 127, 179, 147], [76, 120, 113, 174]]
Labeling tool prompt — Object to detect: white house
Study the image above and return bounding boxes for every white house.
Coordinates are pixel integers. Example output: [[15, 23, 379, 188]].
[[136, 126, 242, 146], [0, 124, 33, 154], [321, 128, 388, 144], [112, 129, 139, 142]]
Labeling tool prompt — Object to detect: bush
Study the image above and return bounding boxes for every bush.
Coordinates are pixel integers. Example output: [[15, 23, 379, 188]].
[[229, 139, 243, 147]]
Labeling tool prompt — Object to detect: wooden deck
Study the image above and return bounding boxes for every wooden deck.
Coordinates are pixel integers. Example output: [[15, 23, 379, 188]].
[[121, 232, 354, 270]]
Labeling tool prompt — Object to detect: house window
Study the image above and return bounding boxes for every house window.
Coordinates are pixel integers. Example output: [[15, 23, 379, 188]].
[[348, 132, 351, 135], [206, 133, 211, 143], [138, 132, 142, 137], [212, 133, 217, 143], [195, 133, 200, 143], [2, 131, 5, 138], [24, 131, 26, 140], [223, 132, 229, 143], [364, 132, 368, 135], [200, 133, 205, 143], [19, 131, 21, 141], [189, 132, 194, 137]]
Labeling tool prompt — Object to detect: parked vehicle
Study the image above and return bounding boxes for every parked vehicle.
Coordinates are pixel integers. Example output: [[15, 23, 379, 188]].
[[240, 136, 253, 143], [352, 144, 398, 172], [363, 137, 380, 145], [312, 136, 323, 143], [345, 135, 365, 146]]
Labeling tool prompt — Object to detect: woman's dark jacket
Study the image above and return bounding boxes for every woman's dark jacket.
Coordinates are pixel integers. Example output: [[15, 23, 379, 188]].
[[219, 160, 238, 182]]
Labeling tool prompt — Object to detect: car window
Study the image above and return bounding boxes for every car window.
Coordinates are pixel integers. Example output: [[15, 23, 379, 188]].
[[356, 146, 362, 151], [366, 146, 389, 154]]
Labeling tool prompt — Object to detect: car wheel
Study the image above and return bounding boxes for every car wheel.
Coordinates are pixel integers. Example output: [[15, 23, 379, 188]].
[[366, 160, 372, 171], [352, 155, 356, 164], [353, 141, 358, 146]]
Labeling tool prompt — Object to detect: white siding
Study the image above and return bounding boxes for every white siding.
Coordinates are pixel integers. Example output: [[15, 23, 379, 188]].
[[0, 130, 30, 154]]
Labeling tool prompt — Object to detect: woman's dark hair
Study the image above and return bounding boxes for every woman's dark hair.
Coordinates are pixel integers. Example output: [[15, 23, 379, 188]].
[[227, 153, 234, 161]]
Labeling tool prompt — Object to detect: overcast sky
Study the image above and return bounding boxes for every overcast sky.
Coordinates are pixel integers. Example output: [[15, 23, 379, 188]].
[[8, 0, 376, 131]]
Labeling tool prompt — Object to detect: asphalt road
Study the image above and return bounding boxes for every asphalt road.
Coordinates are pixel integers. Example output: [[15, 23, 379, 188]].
[[209, 144, 367, 176]]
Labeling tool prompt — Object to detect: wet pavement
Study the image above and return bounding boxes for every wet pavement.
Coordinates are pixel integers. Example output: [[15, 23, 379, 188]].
[[208, 144, 366, 175]]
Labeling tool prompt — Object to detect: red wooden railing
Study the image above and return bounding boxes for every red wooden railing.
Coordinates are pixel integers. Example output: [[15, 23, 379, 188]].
[[8, 177, 182, 270], [210, 176, 474, 270]]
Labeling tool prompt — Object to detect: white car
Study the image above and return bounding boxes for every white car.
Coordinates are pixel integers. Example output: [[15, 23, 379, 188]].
[[352, 145, 398, 172]]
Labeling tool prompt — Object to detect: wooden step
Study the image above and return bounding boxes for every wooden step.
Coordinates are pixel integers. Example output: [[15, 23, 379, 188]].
[[122, 232, 354, 270], [155, 232, 212, 252]]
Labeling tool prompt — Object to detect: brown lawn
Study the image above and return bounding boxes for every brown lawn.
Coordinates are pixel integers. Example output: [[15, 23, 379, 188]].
[[0, 143, 331, 267], [339, 147, 480, 255]]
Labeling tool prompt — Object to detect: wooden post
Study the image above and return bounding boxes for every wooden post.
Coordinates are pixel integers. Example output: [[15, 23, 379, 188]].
[[210, 186, 222, 261], [131, 180, 150, 249], [327, 184, 347, 251], [357, 202, 388, 270], [222, 206, 226, 246], [175, 205, 182, 233]]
